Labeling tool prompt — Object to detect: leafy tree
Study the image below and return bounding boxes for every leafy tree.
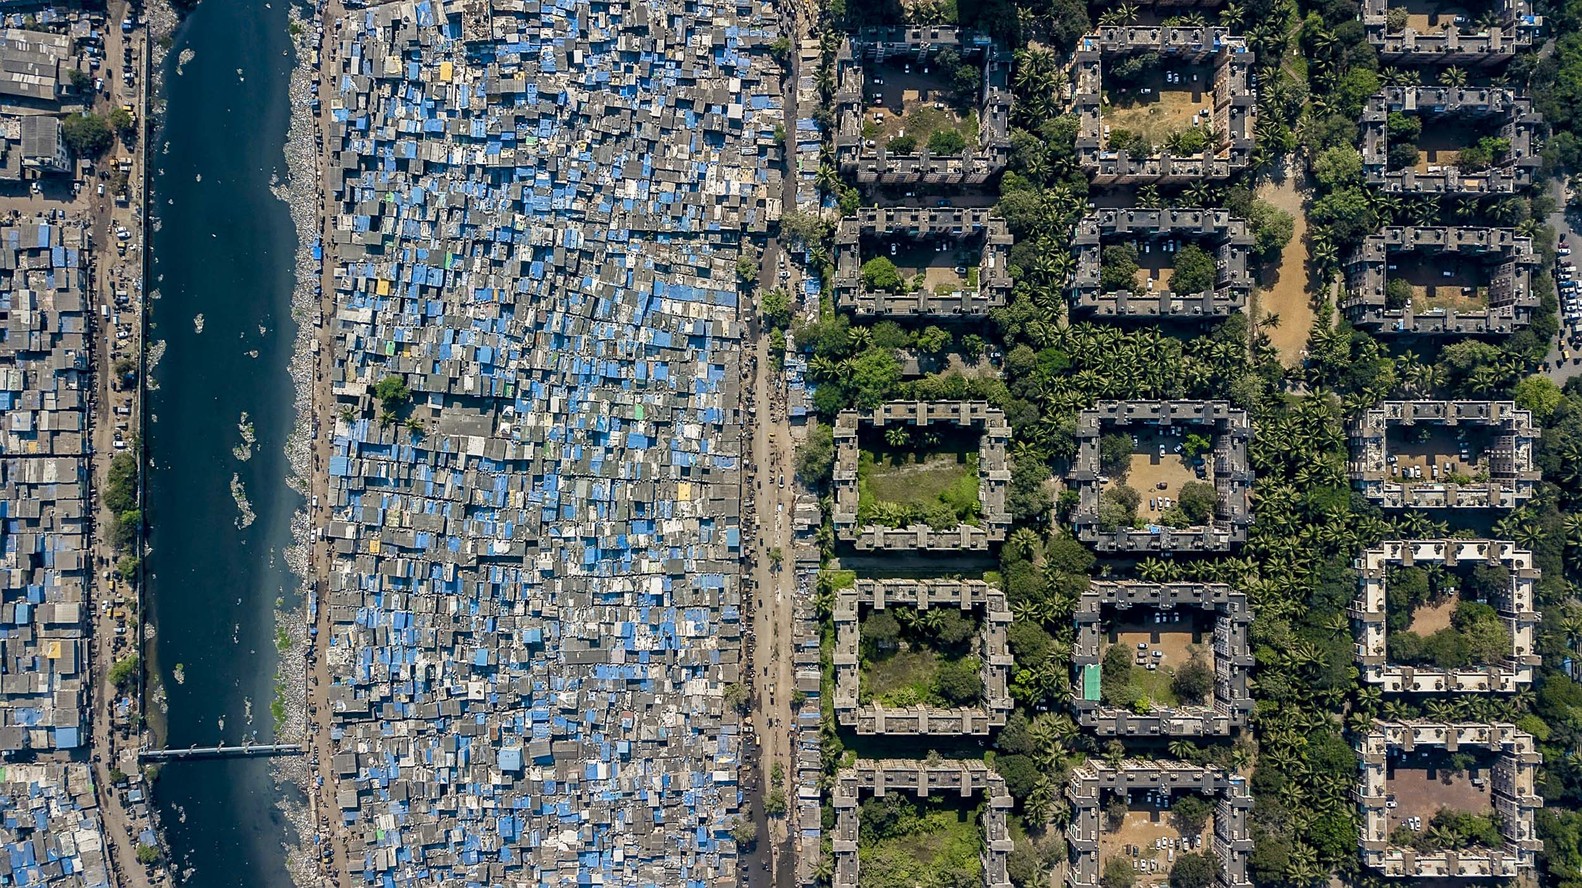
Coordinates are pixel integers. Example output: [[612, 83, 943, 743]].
[[887, 133, 918, 154], [731, 817, 758, 847], [1514, 375, 1563, 424], [861, 609, 902, 658], [136, 844, 159, 865], [1385, 277, 1413, 310], [62, 113, 113, 158], [1170, 793, 1214, 833], [67, 68, 91, 92], [1309, 187, 1379, 245], [760, 288, 791, 331], [861, 257, 906, 293], [928, 128, 968, 155], [764, 786, 787, 817], [1098, 486, 1140, 531], [1169, 852, 1219, 888], [1101, 644, 1135, 706], [1313, 145, 1364, 189], [796, 424, 835, 483], [1177, 481, 1218, 524], [1246, 200, 1295, 264], [933, 609, 977, 650], [1169, 244, 1217, 294], [916, 325, 952, 354], [935, 656, 984, 705], [109, 655, 139, 689], [996, 753, 1042, 799], [1101, 857, 1137, 888], [373, 375, 411, 408], [1099, 433, 1133, 478], [109, 106, 135, 138], [1172, 657, 1215, 705], [736, 255, 758, 284], [1007, 457, 1053, 523]]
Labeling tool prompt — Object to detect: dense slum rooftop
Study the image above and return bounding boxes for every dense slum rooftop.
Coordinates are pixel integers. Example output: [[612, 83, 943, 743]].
[[0, 762, 109, 888], [0, 216, 90, 756], [318, 0, 778, 882]]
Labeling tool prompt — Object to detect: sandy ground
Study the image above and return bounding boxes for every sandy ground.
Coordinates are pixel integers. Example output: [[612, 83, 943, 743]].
[[1389, 765, 1495, 829], [1254, 176, 1316, 366], [1100, 804, 1214, 886], [1408, 593, 1459, 635]]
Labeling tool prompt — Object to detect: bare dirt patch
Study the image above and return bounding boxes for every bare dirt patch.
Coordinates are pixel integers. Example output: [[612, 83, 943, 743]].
[[1105, 85, 1212, 150], [1103, 430, 1205, 524], [1407, 592, 1460, 635], [1389, 764, 1495, 829], [1254, 176, 1316, 366], [1100, 802, 1215, 886]]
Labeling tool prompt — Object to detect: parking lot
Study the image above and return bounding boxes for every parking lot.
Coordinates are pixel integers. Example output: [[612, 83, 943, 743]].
[[1099, 792, 1215, 886], [1387, 752, 1497, 834], [1101, 428, 1210, 524], [1386, 424, 1492, 482]]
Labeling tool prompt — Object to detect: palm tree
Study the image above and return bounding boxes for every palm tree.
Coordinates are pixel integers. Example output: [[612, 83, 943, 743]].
[[1169, 740, 1199, 760], [1439, 66, 1468, 87], [884, 426, 910, 449], [1137, 184, 1162, 208]]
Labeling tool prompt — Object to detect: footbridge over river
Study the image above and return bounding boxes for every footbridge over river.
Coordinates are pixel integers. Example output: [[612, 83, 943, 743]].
[[138, 743, 306, 762]]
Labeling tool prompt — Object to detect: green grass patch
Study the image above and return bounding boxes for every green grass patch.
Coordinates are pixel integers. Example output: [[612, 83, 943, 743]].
[[858, 448, 980, 529], [859, 794, 984, 888], [861, 647, 942, 706], [1127, 659, 1181, 709]]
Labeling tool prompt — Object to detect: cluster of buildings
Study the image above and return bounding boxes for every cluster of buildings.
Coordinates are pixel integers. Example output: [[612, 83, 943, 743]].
[[0, 214, 125, 888], [1341, 226, 1541, 336], [1068, 401, 1253, 553], [0, 12, 124, 184], [1361, 0, 1541, 63], [831, 400, 1011, 550], [1346, 400, 1538, 510], [315, 0, 786, 881], [1072, 208, 1253, 319]]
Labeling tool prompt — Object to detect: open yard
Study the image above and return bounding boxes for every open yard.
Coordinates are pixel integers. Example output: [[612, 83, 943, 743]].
[[1104, 64, 1215, 151], [859, 794, 984, 888], [1397, 0, 1486, 33], [1105, 610, 1216, 709], [1254, 176, 1317, 366], [1388, 753, 1497, 831], [1414, 116, 1494, 172], [862, 62, 976, 153], [861, 646, 942, 706], [864, 234, 981, 295], [1102, 429, 1209, 526], [1387, 424, 1494, 481], [1391, 251, 1492, 314], [1099, 795, 1216, 887]]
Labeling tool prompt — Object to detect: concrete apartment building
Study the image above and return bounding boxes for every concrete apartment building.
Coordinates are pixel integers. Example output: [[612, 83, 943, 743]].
[[1072, 207, 1253, 318], [832, 760, 1013, 888], [1072, 581, 1254, 737], [1362, 0, 1541, 63], [832, 578, 1013, 735], [833, 27, 1012, 185], [1073, 27, 1256, 184], [1347, 401, 1537, 509], [1357, 722, 1541, 877], [833, 207, 1013, 317], [1067, 759, 1253, 888], [1343, 226, 1539, 336], [1361, 87, 1541, 195], [1353, 540, 1539, 694], [832, 401, 1011, 550], [1069, 401, 1253, 552]]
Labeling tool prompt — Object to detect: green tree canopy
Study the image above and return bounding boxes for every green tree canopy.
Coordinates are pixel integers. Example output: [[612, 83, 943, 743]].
[[62, 113, 113, 158], [1169, 244, 1217, 295]]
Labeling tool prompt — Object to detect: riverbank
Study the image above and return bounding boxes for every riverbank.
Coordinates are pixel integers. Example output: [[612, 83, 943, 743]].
[[272, 1, 329, 884]]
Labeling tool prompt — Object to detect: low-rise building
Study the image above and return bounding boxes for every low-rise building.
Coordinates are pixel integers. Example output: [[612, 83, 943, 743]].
[[833, 27, 1011, 185], [1074, 27, 1255, 184], [1343, 226, 1539, 336], [833, 207, 1012, 316], [1067, 759, 1253, 888], [1362, 0, 1541, 64], [1361, 87, 1541, 195], [0, 29, 69, 108], [1072, 581, 1253, 736], [833, 578, 1012, 735], [1353, 540, 1539, 693], [1069, 401, 1252, 552], [832, 759, 1013, 888], [832, 401, 1011, 550], [1357, 722, 1541, 877], [1071, 207, 1252, 318], [1347, 401, 1537, 509], [19, 115, 67, 173]]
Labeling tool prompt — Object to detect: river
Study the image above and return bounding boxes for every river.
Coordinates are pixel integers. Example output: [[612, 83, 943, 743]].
[[144, 0, 303, 884]]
